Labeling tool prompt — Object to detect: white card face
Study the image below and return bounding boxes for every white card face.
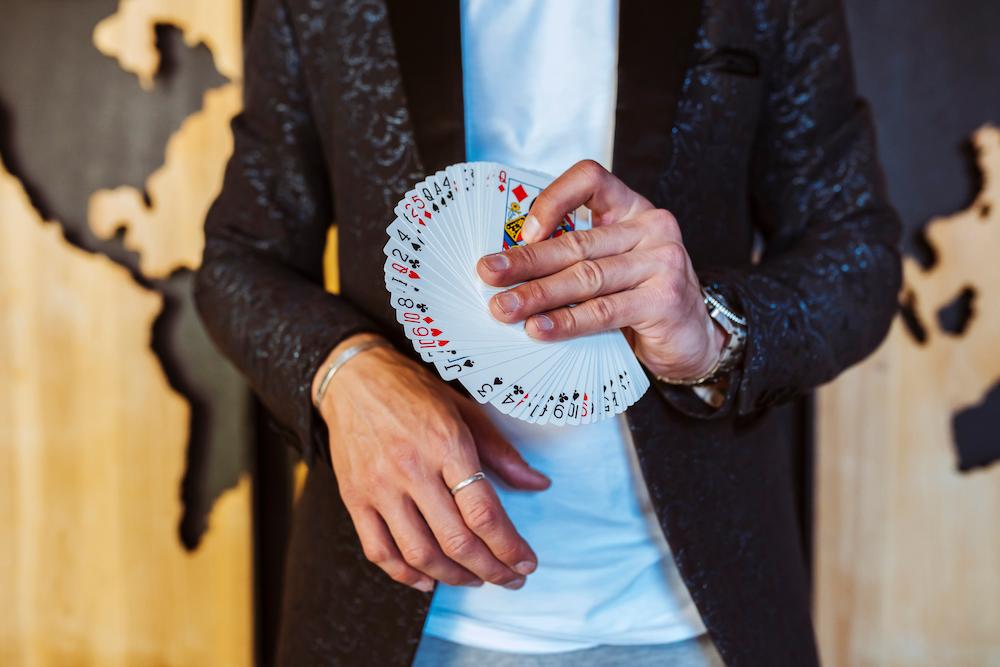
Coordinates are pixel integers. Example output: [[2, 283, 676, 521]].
[[383, 161, 647, 426]]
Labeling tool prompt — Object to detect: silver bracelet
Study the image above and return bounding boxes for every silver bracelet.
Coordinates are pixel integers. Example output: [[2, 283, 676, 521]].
[[313, 338, 391, 409]]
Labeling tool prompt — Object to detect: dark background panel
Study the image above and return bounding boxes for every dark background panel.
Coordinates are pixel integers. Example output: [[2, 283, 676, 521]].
[[843, 0, 1000, 466], [844, 0, 1000, 262]]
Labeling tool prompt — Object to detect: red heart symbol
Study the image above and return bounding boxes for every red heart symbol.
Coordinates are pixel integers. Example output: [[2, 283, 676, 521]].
[[430, 328, 442, 336], [437, 340, 449, 347], [408, 270, 420, 279]]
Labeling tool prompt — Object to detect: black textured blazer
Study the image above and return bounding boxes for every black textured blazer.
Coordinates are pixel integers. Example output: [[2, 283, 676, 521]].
[[195, 0, 902, 664]]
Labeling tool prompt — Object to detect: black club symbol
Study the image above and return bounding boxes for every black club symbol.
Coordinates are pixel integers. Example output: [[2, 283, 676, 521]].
[[415, 303, 427, 312], [512, 385, 524, 395], [558, 393, 568, 403], [409, 259, 420, 268]]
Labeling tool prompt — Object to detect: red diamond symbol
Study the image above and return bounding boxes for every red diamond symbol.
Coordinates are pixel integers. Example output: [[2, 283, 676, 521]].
[[512, 184, 528, 202], [423, 317, 433, 323], [498, 184, 505, 192]]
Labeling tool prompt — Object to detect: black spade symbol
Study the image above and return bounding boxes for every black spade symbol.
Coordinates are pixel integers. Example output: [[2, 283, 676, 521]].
[[493, 377, 503, 385], [464, 360, 474, 367], [572, 391, 579, 400]]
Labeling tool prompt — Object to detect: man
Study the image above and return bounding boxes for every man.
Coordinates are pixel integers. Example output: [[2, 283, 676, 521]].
[[195, 0, 901, 665]]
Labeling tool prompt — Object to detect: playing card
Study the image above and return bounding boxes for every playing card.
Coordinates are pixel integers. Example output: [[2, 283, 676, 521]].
[[384, 161, 648, 425]]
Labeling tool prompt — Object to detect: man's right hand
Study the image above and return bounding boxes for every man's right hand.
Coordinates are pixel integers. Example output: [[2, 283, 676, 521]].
[[313, 333, 550, 593]]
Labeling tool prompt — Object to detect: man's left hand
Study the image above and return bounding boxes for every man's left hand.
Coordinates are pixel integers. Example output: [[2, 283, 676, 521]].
[[476, 160, 726, 382]]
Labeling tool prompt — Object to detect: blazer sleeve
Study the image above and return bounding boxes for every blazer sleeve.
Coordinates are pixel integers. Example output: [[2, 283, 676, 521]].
[[194, 0, 379, 467], [657, 0, 902, 418]]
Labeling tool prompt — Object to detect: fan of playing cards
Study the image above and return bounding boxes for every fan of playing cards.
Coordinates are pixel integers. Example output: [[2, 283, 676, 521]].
[[383, 162, 650, 425]]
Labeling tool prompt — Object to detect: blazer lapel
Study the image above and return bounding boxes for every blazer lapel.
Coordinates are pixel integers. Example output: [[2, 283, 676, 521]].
[[385, 0, 466, 173], [613, 0, 704, 201]]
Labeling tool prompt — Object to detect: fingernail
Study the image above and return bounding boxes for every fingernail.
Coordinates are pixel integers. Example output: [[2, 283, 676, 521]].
[[414, 579, 434, 593], [495, 291, 520, 314], [481, 252, 511, 272], [502, 577, 526, 590], [513, 560, 536, 576], [530, 314, 554, 332], [523, 215, 542, 243], [466, 578, 484, 587], [531, 469, 552, 486]]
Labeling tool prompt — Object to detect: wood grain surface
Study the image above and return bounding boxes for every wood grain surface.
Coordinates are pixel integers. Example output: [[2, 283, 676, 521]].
[[816, 126, 1000, 667], [0, 1, 252, 665], [0, 155, 252, 666]]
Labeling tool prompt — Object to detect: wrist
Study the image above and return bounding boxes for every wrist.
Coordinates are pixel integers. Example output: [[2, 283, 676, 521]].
[[312, 332, 391, 411], [653, 286, 746, 386]]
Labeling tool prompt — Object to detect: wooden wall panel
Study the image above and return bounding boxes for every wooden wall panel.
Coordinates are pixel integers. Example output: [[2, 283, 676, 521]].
[[0, 156, 252, 667], [816, 126, 1000, 666], [0, 1, 252, 665]]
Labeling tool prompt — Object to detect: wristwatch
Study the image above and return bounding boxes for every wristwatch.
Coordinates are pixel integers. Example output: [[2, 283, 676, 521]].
[[657, 286, 747, 386]]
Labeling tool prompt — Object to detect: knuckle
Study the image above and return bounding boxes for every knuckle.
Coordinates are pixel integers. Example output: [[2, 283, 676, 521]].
[[511, 244, 536, 269], [575, 259, 605, 294], [590, 297, 617, 325], [650, 208, 679, 233], [389, 447, 423, 480], [363, 542, 393, 565], [428, 416, 467, 449], [442, 530, 477, 559], [642, 210, 680, 244], [359, 468, 386, 494], [655, 242, 688, 273], [574, 158, 607, 182], [465, 500, 501, 533], [563, 228, 593, 259], [338, 483, 363, 508], [440, 572, 472, 587], [386, 566, 419, 586], [656, 276, 686, 310], [556, 307, 578, 334], [524, 280, 548, 307], [401, 544, 437, 569]]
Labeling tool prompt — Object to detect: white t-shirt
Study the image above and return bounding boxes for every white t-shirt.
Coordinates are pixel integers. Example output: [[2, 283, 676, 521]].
[[422, 0, 706, 653]]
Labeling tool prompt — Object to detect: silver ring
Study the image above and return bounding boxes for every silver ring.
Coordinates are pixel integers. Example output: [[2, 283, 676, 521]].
[[449, 471, 487, 496]]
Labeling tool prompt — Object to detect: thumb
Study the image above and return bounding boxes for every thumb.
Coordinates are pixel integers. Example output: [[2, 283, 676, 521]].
[[455, 399, 551, 491]]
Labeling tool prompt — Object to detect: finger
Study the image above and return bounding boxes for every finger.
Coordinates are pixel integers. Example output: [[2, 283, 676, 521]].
[[477, 221, 644, 287], [378, 495, 482, 587], [350, 505, 435, 592], [487, 251, 654, 324], [522, 159, 654, 243], [455, 398, 551, 491], [525, 290, 649, 341], [413, 481, 530, 588]]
